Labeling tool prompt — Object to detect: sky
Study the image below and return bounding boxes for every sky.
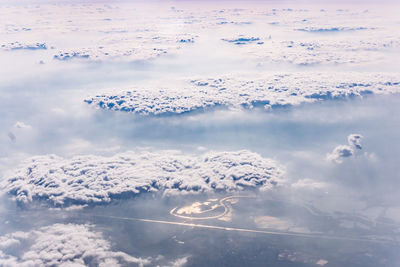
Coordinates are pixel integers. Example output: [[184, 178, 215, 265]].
[[0, 1, 399, 266]]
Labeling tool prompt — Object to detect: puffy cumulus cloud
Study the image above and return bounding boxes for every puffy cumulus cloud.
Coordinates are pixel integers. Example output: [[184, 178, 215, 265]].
[[166, 256, 190, 267], [85, 72, 400, 116], [348, 134, 363, 150], [1, 150, 284, 206], [0, 223, 150, 267], [327, 134, 364, 163], [327, 145, 354, 164]]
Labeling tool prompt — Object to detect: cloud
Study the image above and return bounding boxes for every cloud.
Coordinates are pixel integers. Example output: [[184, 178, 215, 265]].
[[13, 122, 32, 130], [1, 150, 284, 206], [347, 134, 363, 150], [0, 4, 197, 63], [291, 178, 329, 191], [296, 27, 371, 33], [0, 42, 47, 51], [229, 8, 400, 65], [166, 256, 190, 267], [327, 145, 354, 163], [5, 122, 33, 144], [85, 72, 400, 116], [1, 3, 399, 68], [0, 224, 150, 267], [221, 36, 263, 45], [51, 30, 196, 61], [327, 134, 364, 163], [241, 36, 400, 65]]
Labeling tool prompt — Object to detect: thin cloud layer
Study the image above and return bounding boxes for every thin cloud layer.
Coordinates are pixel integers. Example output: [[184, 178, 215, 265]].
[[217, 8, 400, 65], [0, 223, 150, 267], [1, 150, 284, 206], [291, 178, 329, 191]]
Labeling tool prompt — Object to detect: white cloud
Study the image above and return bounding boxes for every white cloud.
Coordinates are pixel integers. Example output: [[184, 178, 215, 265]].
[[240, 36, 400, 65], [291, 178, 329, 191], [166, 256, 190, 267], [327, 134, 364, 163], [0, 42, 47, 51], [52, 32, 196, 62], [327, 145, 354, 164], [0, 4, 197, 63], [0, 224, 150, 267], [1, 150, 284, 206], [226, 9, 400, 65], [347, 134, 363, 149], [13, 122, 32, 130], [85, 73, 400, 116], [1, 4, 399, 67]]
